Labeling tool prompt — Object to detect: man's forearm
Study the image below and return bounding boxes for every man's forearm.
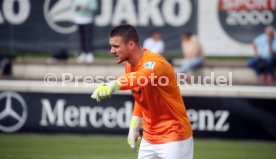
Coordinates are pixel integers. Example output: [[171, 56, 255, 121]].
[[253, 43, 259, 58]]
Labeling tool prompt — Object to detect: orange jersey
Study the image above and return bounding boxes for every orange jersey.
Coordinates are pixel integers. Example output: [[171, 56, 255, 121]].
[[118, 49, 192, 144]]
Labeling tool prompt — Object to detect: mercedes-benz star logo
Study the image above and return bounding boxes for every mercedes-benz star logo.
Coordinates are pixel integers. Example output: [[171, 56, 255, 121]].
[[0, 92, 27, 133], [44, 0, 77, 34]]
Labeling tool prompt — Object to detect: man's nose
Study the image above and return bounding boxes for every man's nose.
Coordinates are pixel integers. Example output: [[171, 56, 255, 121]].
[[110, 48, 116, 54]]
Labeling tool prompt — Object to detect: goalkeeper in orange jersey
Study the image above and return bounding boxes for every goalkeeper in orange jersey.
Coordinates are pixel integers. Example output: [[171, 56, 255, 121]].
[[91, 24, 193, 159]]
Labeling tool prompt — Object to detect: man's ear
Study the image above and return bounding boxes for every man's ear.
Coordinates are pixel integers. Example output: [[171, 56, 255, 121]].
[[128, 41, 136, 49]]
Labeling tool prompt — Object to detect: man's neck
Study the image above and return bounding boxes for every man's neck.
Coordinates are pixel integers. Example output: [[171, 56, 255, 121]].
[[128, 47, 144, 66]]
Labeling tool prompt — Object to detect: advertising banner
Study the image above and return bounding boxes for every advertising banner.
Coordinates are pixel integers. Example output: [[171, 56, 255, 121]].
[[0, 0, 197, 53], [1, 91, 276, 140], [1, 0, 275, 56], [198, 0, 276, 56]]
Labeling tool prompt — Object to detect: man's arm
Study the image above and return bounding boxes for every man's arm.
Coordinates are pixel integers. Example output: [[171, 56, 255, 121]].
[[133, 101, 143, 117], [128, 116, 142, 150], [91, 61, 163, 101], [127, 101, 143, 150], [253, 43, 259, 58], [268, 36, 275, 56], [91, 68, 153, 101]]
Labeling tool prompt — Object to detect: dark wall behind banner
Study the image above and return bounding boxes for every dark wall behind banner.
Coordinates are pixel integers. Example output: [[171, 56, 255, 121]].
[[0, 0, 197, 54], [0, 91, 276, 140]]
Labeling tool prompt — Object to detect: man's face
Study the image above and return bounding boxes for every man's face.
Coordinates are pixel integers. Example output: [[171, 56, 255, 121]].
[[109, 36, 130, 64], [152, 32, 161, 41]]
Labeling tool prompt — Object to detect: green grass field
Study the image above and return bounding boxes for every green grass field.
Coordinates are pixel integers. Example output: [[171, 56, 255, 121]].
[[0, 134, 275, 159]]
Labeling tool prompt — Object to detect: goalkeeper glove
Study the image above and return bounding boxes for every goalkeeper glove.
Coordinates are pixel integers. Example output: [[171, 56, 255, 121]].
[[128, 116, 143, 150], [91, 81, 120, 102]]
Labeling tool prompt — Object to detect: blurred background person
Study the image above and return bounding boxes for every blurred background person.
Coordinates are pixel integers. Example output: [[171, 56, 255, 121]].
[[247, 26, 276, 84], [179, 32, 204, 74], [71, 0, 98, 63], [143, 30, 165, 54]]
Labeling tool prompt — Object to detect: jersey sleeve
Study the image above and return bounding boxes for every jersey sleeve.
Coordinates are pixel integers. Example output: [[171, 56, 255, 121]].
[[118, 61, 165, 90], [133, 101, 143, 117]]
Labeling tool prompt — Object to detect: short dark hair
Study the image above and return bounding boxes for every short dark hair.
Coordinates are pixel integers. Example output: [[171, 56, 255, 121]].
[[109, 24, 139, 44], [151, 29, 160, 36]]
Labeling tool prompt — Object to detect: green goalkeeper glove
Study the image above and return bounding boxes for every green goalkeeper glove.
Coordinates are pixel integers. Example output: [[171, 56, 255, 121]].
[[128, 116, 143, 150], [91, 81, 120, 102]]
